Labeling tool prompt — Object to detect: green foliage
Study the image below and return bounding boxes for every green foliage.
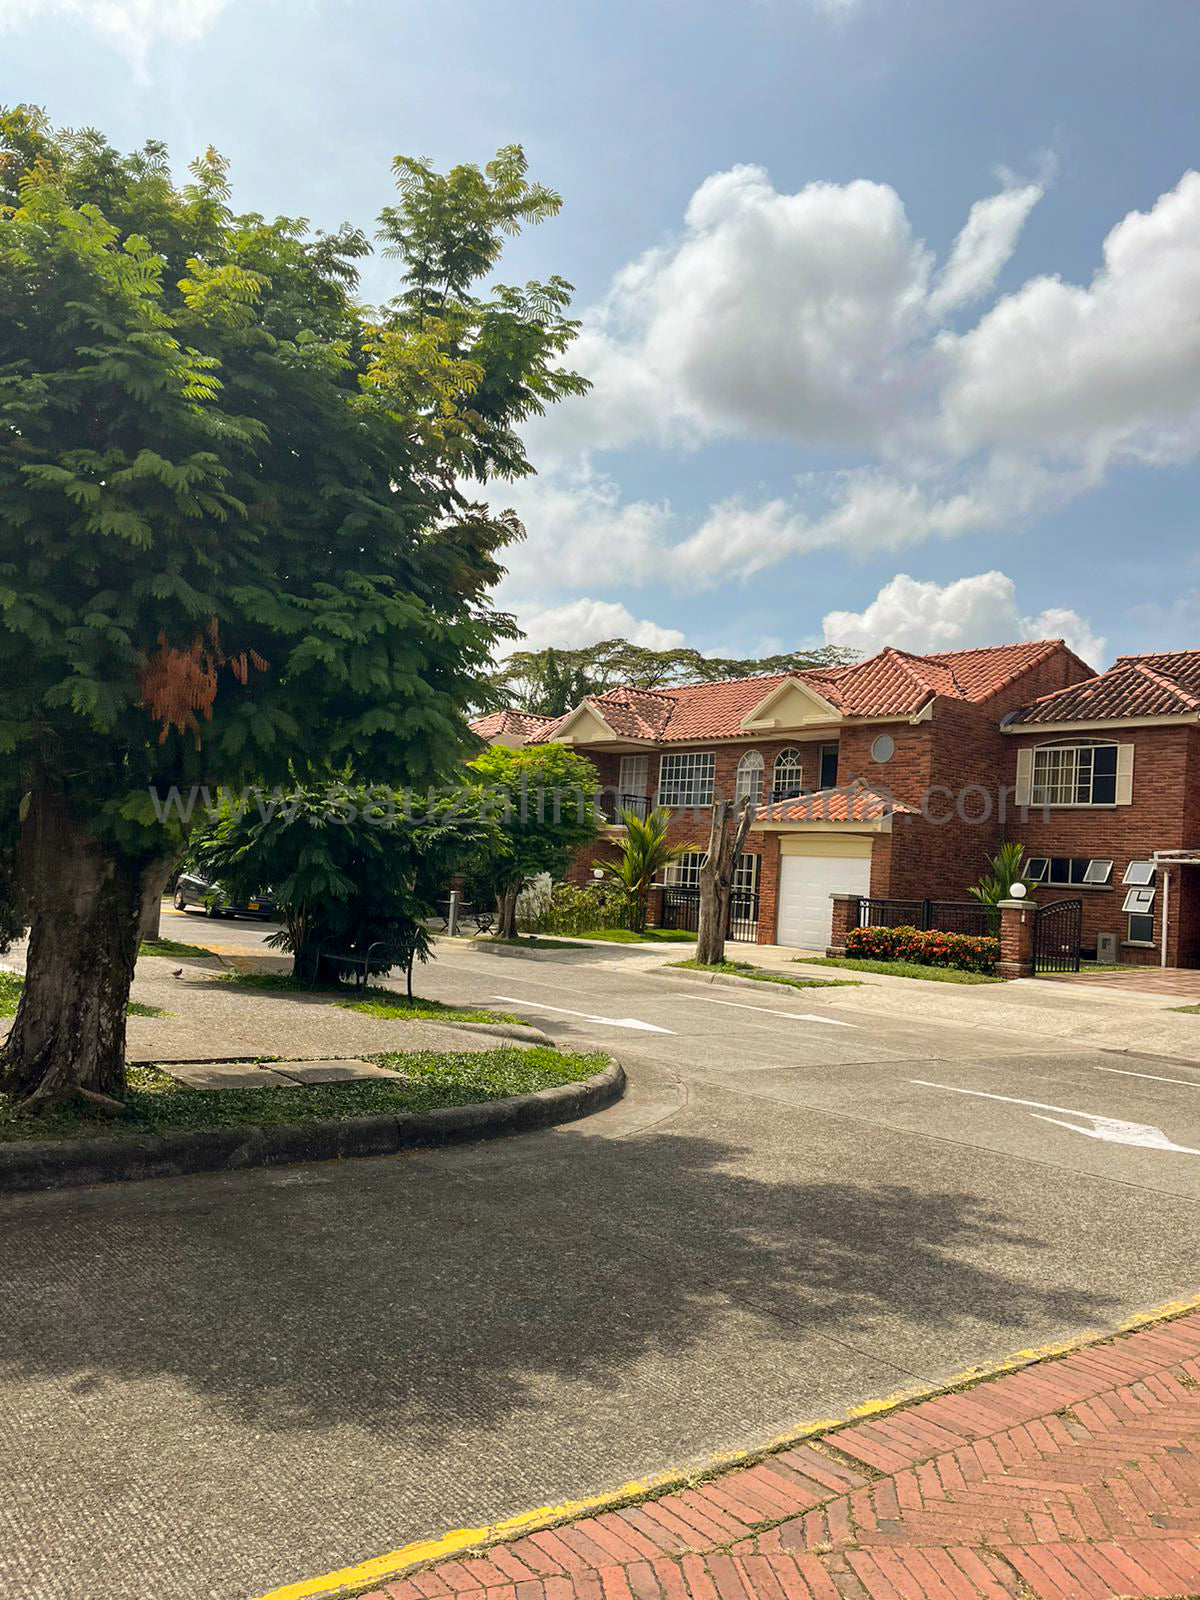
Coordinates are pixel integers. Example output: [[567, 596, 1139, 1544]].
[[192, 786, 498, 980], [0, 103, 585, 875], [0, 1047, 605, 1142], [669, 959, 858, 989], [464, 744, 602, 931], [596, 806, 695, 933], [486, 639, 860, 711], [518, 878, 629, 936], [843, 925, 1001, 973], [968, 843, 1033, 912]]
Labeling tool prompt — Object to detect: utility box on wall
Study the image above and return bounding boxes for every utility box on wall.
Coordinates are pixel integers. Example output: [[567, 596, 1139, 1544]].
[[1096, 931, 1119, 964]]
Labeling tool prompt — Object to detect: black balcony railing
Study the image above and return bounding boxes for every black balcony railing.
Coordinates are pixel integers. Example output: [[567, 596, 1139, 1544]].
[[767, 785, 808, 806], [599, 791, 652, 823]]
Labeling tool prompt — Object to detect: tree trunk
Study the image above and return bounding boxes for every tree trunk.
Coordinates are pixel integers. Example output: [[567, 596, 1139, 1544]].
[[493, 880, 521, 939], [696, 798, 754, 967], [0, 782, 173, 1106]]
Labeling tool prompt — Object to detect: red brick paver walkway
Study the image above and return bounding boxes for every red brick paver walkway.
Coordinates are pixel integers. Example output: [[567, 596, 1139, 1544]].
[[365, 1313, 1200, 1600]]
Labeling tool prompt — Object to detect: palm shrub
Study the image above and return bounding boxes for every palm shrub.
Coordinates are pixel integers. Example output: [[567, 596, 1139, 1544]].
[[598, 808, 696, 935], [967, 842, 1033, 933]]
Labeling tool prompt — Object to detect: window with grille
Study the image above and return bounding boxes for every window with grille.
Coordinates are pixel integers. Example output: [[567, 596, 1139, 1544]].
[[734, 751, 764, 805], [1031, 741, 1118, 805], [733, 853, 759, 895], [664, 855, 700, 888], [658, 751, 716, 807], [772, 748, 805, 802]]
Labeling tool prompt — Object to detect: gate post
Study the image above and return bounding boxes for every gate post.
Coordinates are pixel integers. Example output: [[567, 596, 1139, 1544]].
[[828, 892, 862, 958], [996, 897, 1036, 979]]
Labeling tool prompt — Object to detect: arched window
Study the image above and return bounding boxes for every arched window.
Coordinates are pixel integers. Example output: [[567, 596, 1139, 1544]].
[[734, 750, 764, 805], [772, 748, 804, 803]]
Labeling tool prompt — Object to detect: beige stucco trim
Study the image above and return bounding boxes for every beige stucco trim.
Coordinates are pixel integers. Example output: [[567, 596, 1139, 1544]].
[[741, 677, 843, 732], [1002, 712, 1199, 734], [776, 833, 875, 858]]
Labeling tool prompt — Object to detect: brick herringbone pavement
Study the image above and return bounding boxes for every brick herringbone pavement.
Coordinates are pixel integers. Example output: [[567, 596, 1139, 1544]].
[[362, 1314, 1200, 1600]]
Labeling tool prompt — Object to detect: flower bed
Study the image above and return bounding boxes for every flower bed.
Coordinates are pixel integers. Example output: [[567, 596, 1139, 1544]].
[[845, 923, 1000, 973]]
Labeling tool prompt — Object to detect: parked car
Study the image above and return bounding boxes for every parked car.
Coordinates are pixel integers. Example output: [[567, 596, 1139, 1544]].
[[172, 872, 277, 920]]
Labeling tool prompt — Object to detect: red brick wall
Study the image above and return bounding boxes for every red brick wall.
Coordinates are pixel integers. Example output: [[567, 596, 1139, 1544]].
[[1000, 723, 1198, 964]]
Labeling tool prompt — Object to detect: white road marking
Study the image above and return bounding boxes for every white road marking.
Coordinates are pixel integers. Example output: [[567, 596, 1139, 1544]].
[[492, 996, 674, 1034], [1094, 1065, 1200, 1088], [685, 994, 853, 1028], [911, 1079, 1200, 1155]]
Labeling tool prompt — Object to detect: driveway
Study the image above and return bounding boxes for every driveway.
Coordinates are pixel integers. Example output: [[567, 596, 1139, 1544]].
[[3, 941, 1200, 1600]]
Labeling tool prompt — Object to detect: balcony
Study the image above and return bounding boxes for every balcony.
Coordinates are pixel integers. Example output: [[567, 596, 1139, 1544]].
[[599, 791, 652, 825]]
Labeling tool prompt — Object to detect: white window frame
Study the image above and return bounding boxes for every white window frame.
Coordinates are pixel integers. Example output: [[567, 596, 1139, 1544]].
[[1123, 860, 1156, 886], [618, 754, 649, 797], [1082, 860, 1114, 886], [734, 751, 765, 805], [733, 852, 760, 895], [1127, 913, 1155, 945], [772, 748, 805, 802], [1030, 740, 1120, 807], [664, 855, 700, 888], [1122, 886, 1156, 915], [1027, 857, 1112, 888], [1026, 857, 1049, 883], [657, 751, 715, 808]]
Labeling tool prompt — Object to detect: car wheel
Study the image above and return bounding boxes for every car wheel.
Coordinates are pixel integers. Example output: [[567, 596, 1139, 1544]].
[[173, 888, 187, 910]]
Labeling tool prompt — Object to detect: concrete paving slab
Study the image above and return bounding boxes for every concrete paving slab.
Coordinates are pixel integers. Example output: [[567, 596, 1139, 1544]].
[[165, 1061, 297, 1089], [270, 1058, 399, 1083]]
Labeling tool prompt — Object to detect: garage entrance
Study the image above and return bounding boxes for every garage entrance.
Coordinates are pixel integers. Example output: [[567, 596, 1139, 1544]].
[[777, 836, 872, 950]]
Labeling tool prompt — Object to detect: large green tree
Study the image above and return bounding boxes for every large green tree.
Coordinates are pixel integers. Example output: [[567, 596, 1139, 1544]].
[[0, 108, 586, 1106], [465, 743, 601, 937], [486, 639, 859, 710]]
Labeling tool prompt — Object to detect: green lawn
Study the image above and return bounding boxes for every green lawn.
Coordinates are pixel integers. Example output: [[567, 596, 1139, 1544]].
[[217, 969, 518, 1024], [1170, 1004, 1200, 1015], [670, 959, 859, 990], [0, 972, 168, 1018], [792, 956, 1003, 984], [0, 1046, 606, 1144], [479, 935, 584, 950], [568, 928, 696, 945], [139, 936, 216, 961]]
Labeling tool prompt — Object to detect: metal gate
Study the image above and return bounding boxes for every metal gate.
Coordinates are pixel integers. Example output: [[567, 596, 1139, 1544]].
[[660, 887, 759, 942], [1034, 897, 1082, 974]]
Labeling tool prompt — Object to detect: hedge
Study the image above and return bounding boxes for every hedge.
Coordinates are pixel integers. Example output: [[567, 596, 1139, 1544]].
[[844, 924, 1000, 973]]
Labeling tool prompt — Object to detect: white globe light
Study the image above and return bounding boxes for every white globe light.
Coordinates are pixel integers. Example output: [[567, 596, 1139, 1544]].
[[1009, 881, 1027, 899]]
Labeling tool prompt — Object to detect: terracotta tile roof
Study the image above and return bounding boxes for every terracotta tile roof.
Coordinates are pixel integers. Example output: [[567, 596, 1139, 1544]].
[[524, 640, 1074, 744], [1010, 651, 1200, 726], [755, 785, 919, 824], [469, 709, 558, 741]]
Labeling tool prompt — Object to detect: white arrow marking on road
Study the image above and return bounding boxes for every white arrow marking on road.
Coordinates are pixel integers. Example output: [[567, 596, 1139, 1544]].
[[686, 995, 853, 1028], [493, 996, 674, 1034], [911, 1080, 1200, 1155]]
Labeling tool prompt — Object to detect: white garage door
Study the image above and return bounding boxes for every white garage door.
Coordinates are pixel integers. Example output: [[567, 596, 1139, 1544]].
[[777, 848, 872, 951]]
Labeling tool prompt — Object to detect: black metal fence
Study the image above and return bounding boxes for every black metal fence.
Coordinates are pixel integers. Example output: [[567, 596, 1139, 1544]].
[[857, 897, 995, 937], [660, 886, 760, 942]]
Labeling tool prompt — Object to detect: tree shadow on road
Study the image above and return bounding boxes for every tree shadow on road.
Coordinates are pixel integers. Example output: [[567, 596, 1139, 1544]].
[[1, 1121, 1125, 1447]]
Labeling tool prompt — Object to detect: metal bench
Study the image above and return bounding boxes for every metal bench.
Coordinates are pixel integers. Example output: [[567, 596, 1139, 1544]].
[[309, 935, 417, 995]]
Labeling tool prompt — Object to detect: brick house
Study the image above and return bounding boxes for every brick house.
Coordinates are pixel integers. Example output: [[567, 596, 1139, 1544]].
[[473, 641, 1200, 967]]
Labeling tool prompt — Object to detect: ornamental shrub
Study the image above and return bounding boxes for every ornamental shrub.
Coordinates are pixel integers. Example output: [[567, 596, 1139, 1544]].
[[519, 879, 629, 936], [844, 924, 999, 973]]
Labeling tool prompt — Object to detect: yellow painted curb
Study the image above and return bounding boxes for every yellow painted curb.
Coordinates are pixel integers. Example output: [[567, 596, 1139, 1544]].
[[249, 1290, 1200, 1600]]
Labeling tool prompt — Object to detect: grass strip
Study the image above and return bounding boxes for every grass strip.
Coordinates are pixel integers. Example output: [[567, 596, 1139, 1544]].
[[139, 937, 216, 961], [0, 1047, 606, 1144], [670, 959, 859, 990], [792, 956, 1002, 984], [216, 970, 517, 1024]]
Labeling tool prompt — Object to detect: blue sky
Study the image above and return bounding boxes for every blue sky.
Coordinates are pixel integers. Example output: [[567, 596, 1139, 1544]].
[[5, 0, 1200, 668]]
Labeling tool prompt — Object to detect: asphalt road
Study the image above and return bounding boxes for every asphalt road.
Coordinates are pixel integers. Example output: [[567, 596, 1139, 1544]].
[[4, 934, 1200, 1600]]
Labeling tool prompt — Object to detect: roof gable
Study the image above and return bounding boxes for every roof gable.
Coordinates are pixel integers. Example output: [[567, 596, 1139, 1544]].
[[1009, 650, 1200, 726], [741, 676, 842, 731]]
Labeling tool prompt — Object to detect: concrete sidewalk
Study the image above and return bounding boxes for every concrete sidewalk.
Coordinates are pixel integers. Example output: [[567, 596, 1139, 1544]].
[[359, 1308, 1200, 1600]]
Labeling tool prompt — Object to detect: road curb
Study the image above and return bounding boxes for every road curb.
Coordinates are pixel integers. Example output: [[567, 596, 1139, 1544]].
[[0, 1058, 625, 1194], [250, 1290, 1200, 1600]]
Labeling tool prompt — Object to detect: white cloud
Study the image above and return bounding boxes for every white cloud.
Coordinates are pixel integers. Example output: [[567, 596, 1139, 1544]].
[[0, 0, 231, 73], [516, 163, 1200, 608], [821, 571, 1106, 666], [511, 598, 685, 654], [926, 183, 1044, 317]]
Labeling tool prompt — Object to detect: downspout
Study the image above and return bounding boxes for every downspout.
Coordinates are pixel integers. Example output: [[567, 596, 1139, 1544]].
[[1161, 866, 1170, 969]]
